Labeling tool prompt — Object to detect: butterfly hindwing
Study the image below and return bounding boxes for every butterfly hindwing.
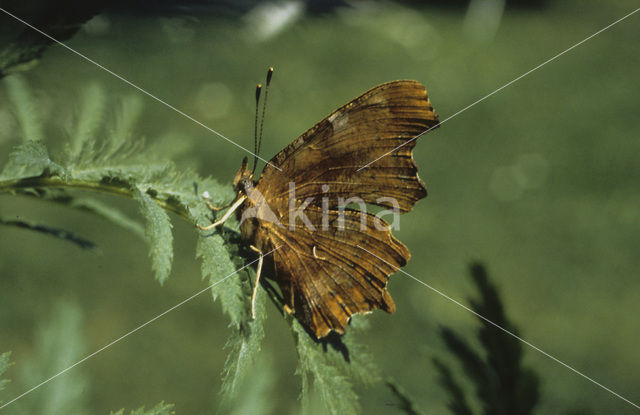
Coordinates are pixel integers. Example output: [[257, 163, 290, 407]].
[[264, 206, 406, 337]]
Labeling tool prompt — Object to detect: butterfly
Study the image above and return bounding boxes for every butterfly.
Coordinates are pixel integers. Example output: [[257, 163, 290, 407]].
[[199, 71, 439, 339]]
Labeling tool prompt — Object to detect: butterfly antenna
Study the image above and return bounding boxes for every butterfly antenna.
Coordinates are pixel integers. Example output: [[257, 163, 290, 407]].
[[257, 67, 273, 161], [252, 83, 262, 173]]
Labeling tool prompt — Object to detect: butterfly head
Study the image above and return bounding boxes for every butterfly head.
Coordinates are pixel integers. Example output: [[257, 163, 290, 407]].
[[233, 156, 255, 194]]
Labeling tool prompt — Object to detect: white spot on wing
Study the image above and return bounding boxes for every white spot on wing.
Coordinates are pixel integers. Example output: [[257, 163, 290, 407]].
[[328, 112, 349, 131]]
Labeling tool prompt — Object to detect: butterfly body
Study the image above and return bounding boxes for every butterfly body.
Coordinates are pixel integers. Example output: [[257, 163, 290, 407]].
[[224, 80, 439, 339]]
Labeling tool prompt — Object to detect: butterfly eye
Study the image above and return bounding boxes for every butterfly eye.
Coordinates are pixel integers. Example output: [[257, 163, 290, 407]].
[[242, 179, 255, 192]]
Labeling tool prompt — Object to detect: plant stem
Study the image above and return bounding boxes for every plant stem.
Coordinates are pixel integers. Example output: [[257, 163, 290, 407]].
[[0, 175, 193, 222]]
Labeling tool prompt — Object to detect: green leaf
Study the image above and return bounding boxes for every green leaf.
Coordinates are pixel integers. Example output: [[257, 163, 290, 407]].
[[18, 301, 88, 415], [0, 216, 96, 250], [196, 234, 245, 324], [439, 327, 491, 408], [220, 282, 266, 399], [134, 188, 173, 284], [335, 317, 381, 387], [431, 359, 473, 415], [0, 352, 11, 394], [0, 140, 67, 180], [386, 378, 427, 415], [468, 263, 540, 415], [67, 82, 107, 161], [110, 401, 175, 415], [196, 231, 267, 403], [293, 322, 360, 415], [3, 75, 43, 141], [434, 263, 541, 415], [110, 94, 144, 150], [0, 6, 97, 78], [219, 358, 275, 415], [69, 197, 145, 240]]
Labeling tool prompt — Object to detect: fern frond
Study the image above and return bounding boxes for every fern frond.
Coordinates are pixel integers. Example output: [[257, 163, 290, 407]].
[[468, 263, 540, 414], [0, 137, 234, 286], [335, 317, 381, 387], [0, 5, 96, 78], [68, 82, 107, 161], [386, 378, 426, 415], [566, 408, 595, 415], [18, 302, 88, 415], [63, 85, 145, 168], [434, 263, 541, 415], [220, 358, 275, 415], [0, 216, 96, 250], [110, 94, 144, 150], [3, 75, 43, 142], [196, 230, 268, 401], [196, 225, 268, 402], [220, 281, 266, 399], [196, 234, 246, 322], [0, 140, 67, 180], [153, 132, 193, 160], [439, 326, 492, 410], [1, 77, 238, 290], [68, 197, 146, 240], [293, 322, 360, 415], [0, 352, 11, 395], [134, 188, 174, 284], [431, 359, 473, 415], [110, 401, 175, 415]]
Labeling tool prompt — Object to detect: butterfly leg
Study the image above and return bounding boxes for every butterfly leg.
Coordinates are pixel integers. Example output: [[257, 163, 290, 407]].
[[199, 189, 231, 211], [205, 200, 228, 211], [196, 195, 247, 231], [249, 245, 263, 319]]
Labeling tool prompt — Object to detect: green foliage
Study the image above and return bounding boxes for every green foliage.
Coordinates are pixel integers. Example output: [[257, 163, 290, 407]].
[[219, 280, 266, 400], [0, 303, 174, 414], [0, 215, 96, 249], [196, 234, 246, 326], [68, 196, 145, 240], [15, 301, 89, 415], [110, 94, 144, 149], [333, 317, 381, 387], [430, 359, 473, 415], [565, 409, 595, 415], [219, 358, 275, 415], [386, 379, 426, 415], [433, 263, 540, 415], [0, 352, 11, 396], [68, 82, 107, 159], [3, 75, 43, 141], [0, 75, 233, 284], [110, 401, 175, 415], [134, 188, 174, 284], [293, 321, 362, 415], [0, 140, 67, 180], [196, 230, 268, 403], [0, 5, 99, 78], [0, 75, 382, 414]]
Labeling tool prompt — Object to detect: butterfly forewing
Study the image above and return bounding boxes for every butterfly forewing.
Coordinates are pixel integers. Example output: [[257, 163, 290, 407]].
[[258, 80, 439, 212], [246, 80, 439, 338]]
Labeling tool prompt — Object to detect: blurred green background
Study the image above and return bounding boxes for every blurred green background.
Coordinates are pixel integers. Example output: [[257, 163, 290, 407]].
[[1, 0, 639, 413]]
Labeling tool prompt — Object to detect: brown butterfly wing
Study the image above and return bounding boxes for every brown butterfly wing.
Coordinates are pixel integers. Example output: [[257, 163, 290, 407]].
[[262, 207, 407, 338], [252, 80, 438, 337], [258, 80, 439, 212]]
